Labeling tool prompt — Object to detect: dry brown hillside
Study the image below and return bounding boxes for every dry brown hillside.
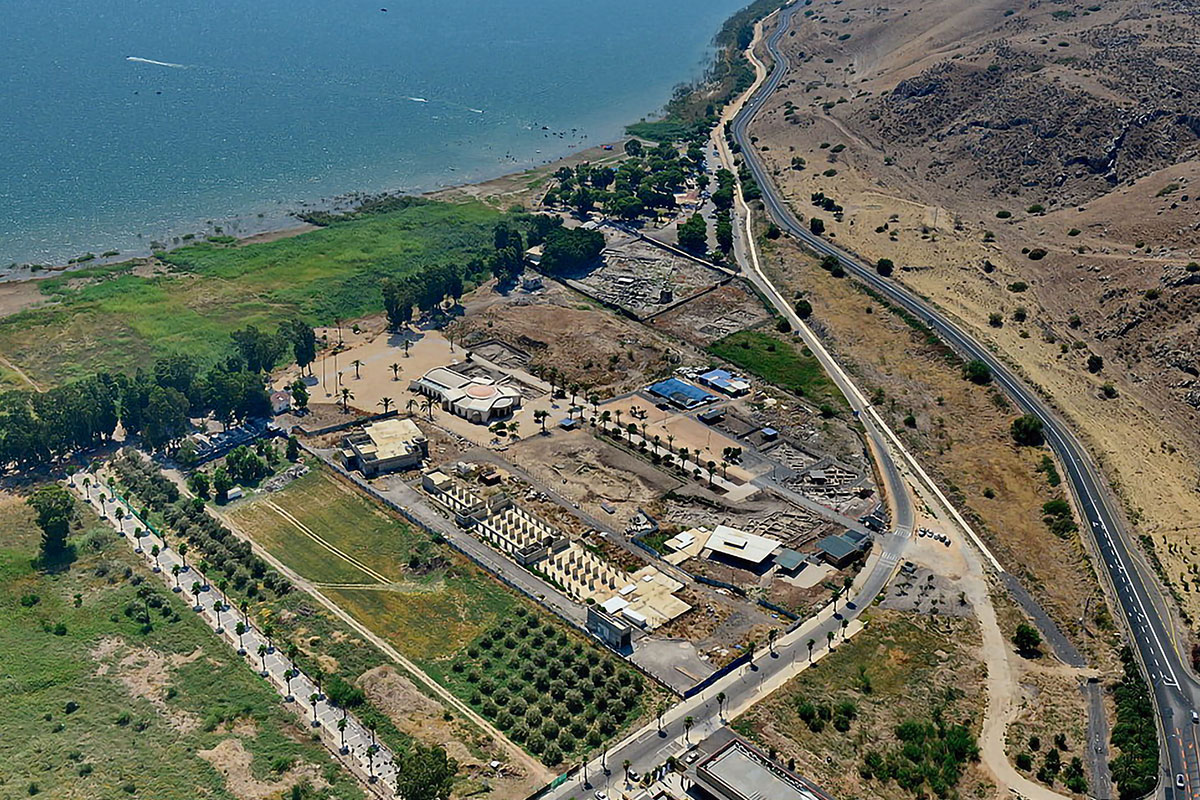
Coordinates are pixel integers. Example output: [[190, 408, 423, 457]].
[[750, 0, 1200, 621]]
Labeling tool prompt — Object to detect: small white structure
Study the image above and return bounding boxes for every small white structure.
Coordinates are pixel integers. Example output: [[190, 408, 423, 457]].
[[270, 390, 292, 415], [411, 366, 522, 424]]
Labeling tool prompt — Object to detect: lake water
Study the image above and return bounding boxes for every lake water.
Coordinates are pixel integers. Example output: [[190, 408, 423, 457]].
[[0, 0, 746, 266]]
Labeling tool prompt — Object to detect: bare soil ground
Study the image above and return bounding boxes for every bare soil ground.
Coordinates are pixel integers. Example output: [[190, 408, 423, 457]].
[[199, 738, 328, 800], [359, 665, 541, 798], [91, 637, 205, 733], [450, 281, 680, 398], [505, 429, 682, 524], [751, 0, 1200, 623], [650, 282, 772, 347]]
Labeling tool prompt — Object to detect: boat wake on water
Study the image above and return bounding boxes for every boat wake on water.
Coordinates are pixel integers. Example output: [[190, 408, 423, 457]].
[[126, 56, 188, 69]]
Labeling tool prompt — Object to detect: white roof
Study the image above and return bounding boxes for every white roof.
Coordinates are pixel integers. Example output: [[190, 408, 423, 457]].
[[601, 596, 629, 615], [706, 524, 781, 564], [664, 531, 696, 550]]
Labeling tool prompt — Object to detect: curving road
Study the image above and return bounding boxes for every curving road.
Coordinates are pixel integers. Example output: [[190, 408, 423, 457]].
[[732, 4, 1199, 796]]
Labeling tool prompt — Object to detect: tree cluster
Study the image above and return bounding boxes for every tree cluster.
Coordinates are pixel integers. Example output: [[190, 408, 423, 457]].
[[538, 227, 605, 276], [380, 262, 466, 331]]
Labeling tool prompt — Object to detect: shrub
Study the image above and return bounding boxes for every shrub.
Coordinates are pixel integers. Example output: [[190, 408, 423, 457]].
[[1011, 415, 1044, 446], [996, 210, 1012, 218], [876, 258, 894, 277], [1027, 203, 1045, 214], [1087, 354, 1103, 373], [962, 360, 992, 385], [1026, 249, 1047, 260]]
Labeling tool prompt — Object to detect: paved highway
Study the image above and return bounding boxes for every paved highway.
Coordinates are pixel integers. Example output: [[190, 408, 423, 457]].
[[732, 4, 1199, 795]]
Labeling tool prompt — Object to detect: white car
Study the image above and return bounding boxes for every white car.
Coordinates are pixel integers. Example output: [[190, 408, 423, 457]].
[[1177, 774, 1186, 790], [595, 792, 608, 800]]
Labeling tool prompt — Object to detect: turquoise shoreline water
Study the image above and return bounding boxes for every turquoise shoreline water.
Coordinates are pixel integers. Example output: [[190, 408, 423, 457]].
[[0, 0, 746, 267]]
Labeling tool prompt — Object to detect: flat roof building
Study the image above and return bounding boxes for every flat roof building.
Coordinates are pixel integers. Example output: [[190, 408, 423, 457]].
[[341, 418, 428, 476], [698, 368, 751, 396], [816, 531, 870, 568], [694, 735, 834, 800], [647, 377, 715, 409], [705, 524, 782, 567]]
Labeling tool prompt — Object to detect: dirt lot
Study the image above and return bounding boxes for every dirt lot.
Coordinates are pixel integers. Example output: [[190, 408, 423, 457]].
[[751, 0, 1200, 624], [449, 281, 681, 397], [505, 428, 682, 524], [359, 665, 541, 798], [651, 282, 772, 347]]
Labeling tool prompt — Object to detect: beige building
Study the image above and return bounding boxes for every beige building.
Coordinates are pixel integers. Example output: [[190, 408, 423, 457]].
[[341, 418, 428, 476]]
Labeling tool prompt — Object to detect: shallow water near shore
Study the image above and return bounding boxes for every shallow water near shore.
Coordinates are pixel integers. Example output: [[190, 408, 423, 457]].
[[1, 0, 746, 267]]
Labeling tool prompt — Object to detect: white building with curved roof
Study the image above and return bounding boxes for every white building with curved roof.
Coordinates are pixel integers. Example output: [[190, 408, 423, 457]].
[[411, 366, 522, 424]]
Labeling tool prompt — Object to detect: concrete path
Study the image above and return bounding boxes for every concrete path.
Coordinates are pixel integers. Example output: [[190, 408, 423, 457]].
[[68, 472, 401, 794]]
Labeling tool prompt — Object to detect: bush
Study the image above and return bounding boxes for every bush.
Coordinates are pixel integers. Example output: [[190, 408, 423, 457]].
[[988, 312, 1003, 328], [996, 210, 1012, 218], [1012, 623, 1042, 655], [876, 258, 894, 277], [1026, 249, 1047, 260], [1010, 415, 1044, 446], [1087, 354, 1103, 373], [962, 360, 992, 385], [794, 299, 813, 319]]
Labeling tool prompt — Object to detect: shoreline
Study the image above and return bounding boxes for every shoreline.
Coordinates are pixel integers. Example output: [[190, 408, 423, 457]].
[[0, 139, 629, 286]]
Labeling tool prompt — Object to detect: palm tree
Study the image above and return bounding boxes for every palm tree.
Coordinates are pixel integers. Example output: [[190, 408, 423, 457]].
[[240, 599, 249, 624], [588, 393, 600, 415], [534, 409, 549, 433], [508, 420, 520, 439], [402, 339, 411, 358], [339, 387, 354, 413], [178, 542, 188, 570], [191, 581, 203, 610], [378, 396, 393, 414], [312, 667, 325, 700], [367, 744, 379, 780], [98, 492, 107, 515], [421, 397, 435, 420], [666, 433, 674, 453], [171, 563, 181, 590], [768, 628, 778, 656], [337, 717, 349, 753], [622, 759, 631, 782], [747, 639, 757, 665], [406, 397, 418, 416], [706, 460, 717, 487], [716, 691, 727, 718], [82, 477, 91, 499], [656, 702, 665, 732], [614, 409, 623, 430], [283, 668, 295, 700], [390, 362, 401, 381], [213, 600, 224, 634], [807, 638, 816, 662], [263, 622, 275, 652], [684, 715, 695, 743], [841, 618, 850, 640], [826, 630, 836, 649], [150, 544, 161, 572], [309, 692, 321, 727], [831, 588, 841, 612], [114, 506, 125, 533], [258, 643, 269, 676], [235, 622, 247, 654], [351, 359, 363, 379]]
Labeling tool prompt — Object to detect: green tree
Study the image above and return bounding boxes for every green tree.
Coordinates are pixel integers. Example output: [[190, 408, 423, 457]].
[[212, 466, 234, 503], [539, 227, 604, 275], [876, 257, 894, 277], [395, 743, 458, 800], [1011, 415, 1045, 446], [187, 471, 211, 500], [28, 485, 75, 564], [141, 386, 190, 450], [794, 298, 813, 319], [962, 360, 993, 385], [677, 213, 708, 254], [809, 217, 825, 235], [1012, 623, 1042, 655]]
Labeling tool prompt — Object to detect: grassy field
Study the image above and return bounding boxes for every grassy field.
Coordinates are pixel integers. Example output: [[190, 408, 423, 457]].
[[0, 493, 363, 800], [229, 462, 658, 763], [229, 469, 428, 585], [229, 465, 519, 664], [734, 610, 985, 800], [708, 329, 845, 409], [0, 201, 500, 386]]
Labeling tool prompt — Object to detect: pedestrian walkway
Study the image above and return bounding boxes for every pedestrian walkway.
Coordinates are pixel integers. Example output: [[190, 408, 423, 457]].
[[67, 471, 399, 794]]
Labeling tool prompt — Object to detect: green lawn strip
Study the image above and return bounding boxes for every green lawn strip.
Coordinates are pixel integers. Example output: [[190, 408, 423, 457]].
[[0, 200, 500, 386], [228, 500, 381, 586], [708, 329, 846, 409], [0, 501, 362, 800]]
